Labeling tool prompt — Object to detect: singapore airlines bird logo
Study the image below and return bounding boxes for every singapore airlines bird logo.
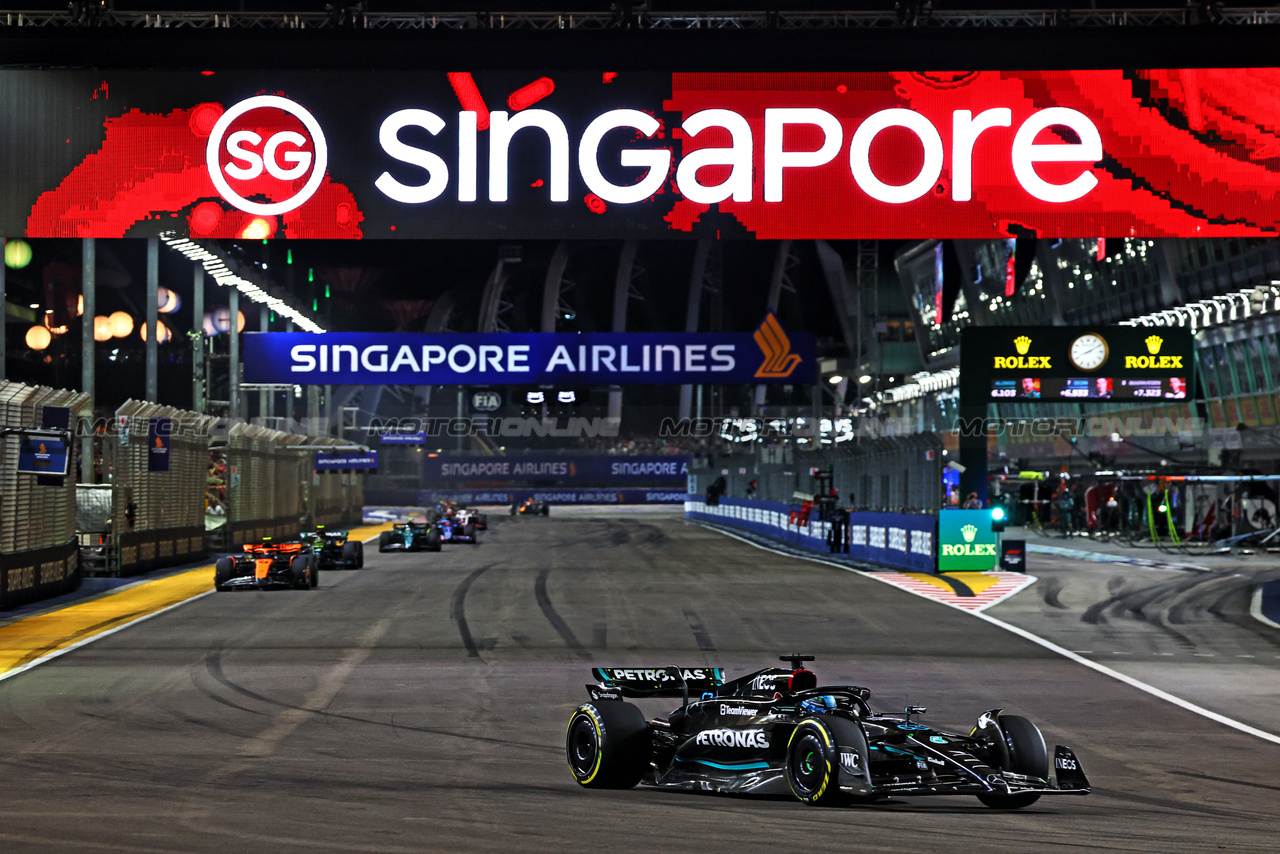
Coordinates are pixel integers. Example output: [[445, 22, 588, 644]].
[[753, 313, 802, 379]]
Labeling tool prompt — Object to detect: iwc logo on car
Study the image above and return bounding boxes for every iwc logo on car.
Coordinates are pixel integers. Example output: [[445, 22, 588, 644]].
[[206, 95, 329, 216]]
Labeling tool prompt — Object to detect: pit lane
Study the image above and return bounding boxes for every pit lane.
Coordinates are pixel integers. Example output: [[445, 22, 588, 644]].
[[0, 511, 1276, 852]]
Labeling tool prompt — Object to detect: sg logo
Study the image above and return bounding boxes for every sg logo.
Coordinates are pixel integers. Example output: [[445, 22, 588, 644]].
[[206, 95, 329, 216]]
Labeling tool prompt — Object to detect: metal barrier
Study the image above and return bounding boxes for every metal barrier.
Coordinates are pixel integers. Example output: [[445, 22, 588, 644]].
[[686, 496, 937, 572], [0, 380, 89, 608], [219, 423, 363, 550], [101, 400, 217, 576]]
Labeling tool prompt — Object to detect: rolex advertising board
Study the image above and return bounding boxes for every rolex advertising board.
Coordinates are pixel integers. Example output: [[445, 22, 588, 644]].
[[938, 509, 999, 573], [960, 326, 1195, 406]]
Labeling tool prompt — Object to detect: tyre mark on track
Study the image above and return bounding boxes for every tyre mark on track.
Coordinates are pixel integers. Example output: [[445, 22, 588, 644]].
[[534, 568, 592, 659], [452, 564, 493, 658], [202, 649, 553, 751], [683, 608, 716, 653]]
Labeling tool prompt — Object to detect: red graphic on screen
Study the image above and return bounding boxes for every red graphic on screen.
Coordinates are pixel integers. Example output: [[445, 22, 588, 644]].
[[662, 70, 1280, 238], [448, 72, 491, 130], [508, 77, 555, 111], [27, 102, 363, 238]]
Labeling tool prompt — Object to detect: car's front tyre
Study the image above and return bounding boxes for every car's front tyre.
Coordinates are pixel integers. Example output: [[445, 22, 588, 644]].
[[214, 556, 235, 591], [565, 702, 649, 789], [786, 718, 849, 806], [976, 714, 1049, 810]]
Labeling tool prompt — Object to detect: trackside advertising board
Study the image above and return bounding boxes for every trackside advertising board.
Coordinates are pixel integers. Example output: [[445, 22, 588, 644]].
[[243, 323, 814, 385], [9, 69, 1280, 239], [423, 454, 688, 484], [938, 510, 999, 572], [686, 497, 936, 573]]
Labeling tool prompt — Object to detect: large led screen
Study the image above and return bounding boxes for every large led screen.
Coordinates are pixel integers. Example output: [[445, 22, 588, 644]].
[[5, 69, 1280, 239]]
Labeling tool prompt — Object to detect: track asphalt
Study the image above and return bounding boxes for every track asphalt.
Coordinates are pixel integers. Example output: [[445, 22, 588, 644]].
[[0, 512, 1276, 852]]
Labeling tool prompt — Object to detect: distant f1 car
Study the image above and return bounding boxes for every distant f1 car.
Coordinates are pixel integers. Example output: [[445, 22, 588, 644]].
[[511, 497, 550, 516], [215, 537, 318, 591], [378, 521, 440, 553], [437, 514, 479, 544], [305, 525, 365, 569], [455, 506, 488, 531], [566, 655, 1090, 809]]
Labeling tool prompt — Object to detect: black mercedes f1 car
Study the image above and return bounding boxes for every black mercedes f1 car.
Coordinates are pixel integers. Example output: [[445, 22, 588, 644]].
[[304, 525, 365, 569], [566, 656, 1090, 808]]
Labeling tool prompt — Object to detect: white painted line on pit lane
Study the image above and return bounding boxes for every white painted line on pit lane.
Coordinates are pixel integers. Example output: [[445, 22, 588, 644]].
[[1250, 586, 1280, 630], [693, 521, 1280, 748], [0, 529, 389, 685]]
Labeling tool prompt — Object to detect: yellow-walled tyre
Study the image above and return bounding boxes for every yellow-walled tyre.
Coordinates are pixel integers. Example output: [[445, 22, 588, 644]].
[[565, 702, 649, 789], [787, 718, 845, 806]]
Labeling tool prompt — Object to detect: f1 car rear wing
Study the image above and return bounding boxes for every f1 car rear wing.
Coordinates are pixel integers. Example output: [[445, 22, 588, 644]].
[[591, 667, 725, 704]]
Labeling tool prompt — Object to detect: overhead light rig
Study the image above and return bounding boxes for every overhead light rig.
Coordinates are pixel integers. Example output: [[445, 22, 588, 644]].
[[159, 232, 326, 333], [3, 6, 1276, 30]]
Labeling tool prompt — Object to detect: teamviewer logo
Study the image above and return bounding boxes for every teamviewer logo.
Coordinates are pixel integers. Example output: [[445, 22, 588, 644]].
[[206, 95, 328, 216], [753, 313, 802, 379]]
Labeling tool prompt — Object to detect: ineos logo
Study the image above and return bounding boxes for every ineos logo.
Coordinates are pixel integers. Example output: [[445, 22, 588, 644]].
[[206, 95, 328, 216]]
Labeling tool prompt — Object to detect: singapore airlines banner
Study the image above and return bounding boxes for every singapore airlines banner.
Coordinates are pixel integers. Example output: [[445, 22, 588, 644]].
[[242, 318, 815, 385], [7, 68, 1280, 239]]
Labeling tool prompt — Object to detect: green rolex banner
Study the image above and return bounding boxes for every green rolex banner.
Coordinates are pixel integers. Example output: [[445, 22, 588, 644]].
[[938, 509, 999, 572]]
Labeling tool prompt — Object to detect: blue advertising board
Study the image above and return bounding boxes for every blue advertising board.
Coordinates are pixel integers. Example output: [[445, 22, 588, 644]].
[[423, 454, 688, 484], [419, 488, 687, 506], [17, 435, 69, 476], [242, 314, 814, 386], [147, 417, 171, 472], [685, 497, 936, 573], [380, 432, 426, 445], [314, 451, 379, 471]]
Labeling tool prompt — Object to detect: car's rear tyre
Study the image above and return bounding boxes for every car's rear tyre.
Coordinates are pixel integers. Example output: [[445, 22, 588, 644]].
[[462, 523, 476, 542], [309, 556, 320, 588], [427, 528, 442, 552], [786, 718, 847, 806], [214, 556, 235, 591], [342, 540, 361, 568], [473, 513, 488, 529], [354, 541, 364, 568], [378, 531, 392, 553], [290, 555, 310, 590], [565, 702, 649, 789], [542, 504, 550, 516], [976, 714, 1049, 810], [510, 505, 517, 515]]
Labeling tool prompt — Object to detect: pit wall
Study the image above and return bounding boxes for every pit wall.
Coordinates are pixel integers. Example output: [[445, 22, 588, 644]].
[[684, 496, 937, 573], [0, 381, 90, 609]]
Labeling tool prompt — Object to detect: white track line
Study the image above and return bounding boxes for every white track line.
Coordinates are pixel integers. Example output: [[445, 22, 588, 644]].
[[692, 520, 1280, 747], [0, 591, 215, 685], [0, 530, 388, 685]]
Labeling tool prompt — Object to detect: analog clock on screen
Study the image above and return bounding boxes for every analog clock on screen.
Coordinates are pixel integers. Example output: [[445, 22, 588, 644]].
[[1069, 333, 1109, 371]]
